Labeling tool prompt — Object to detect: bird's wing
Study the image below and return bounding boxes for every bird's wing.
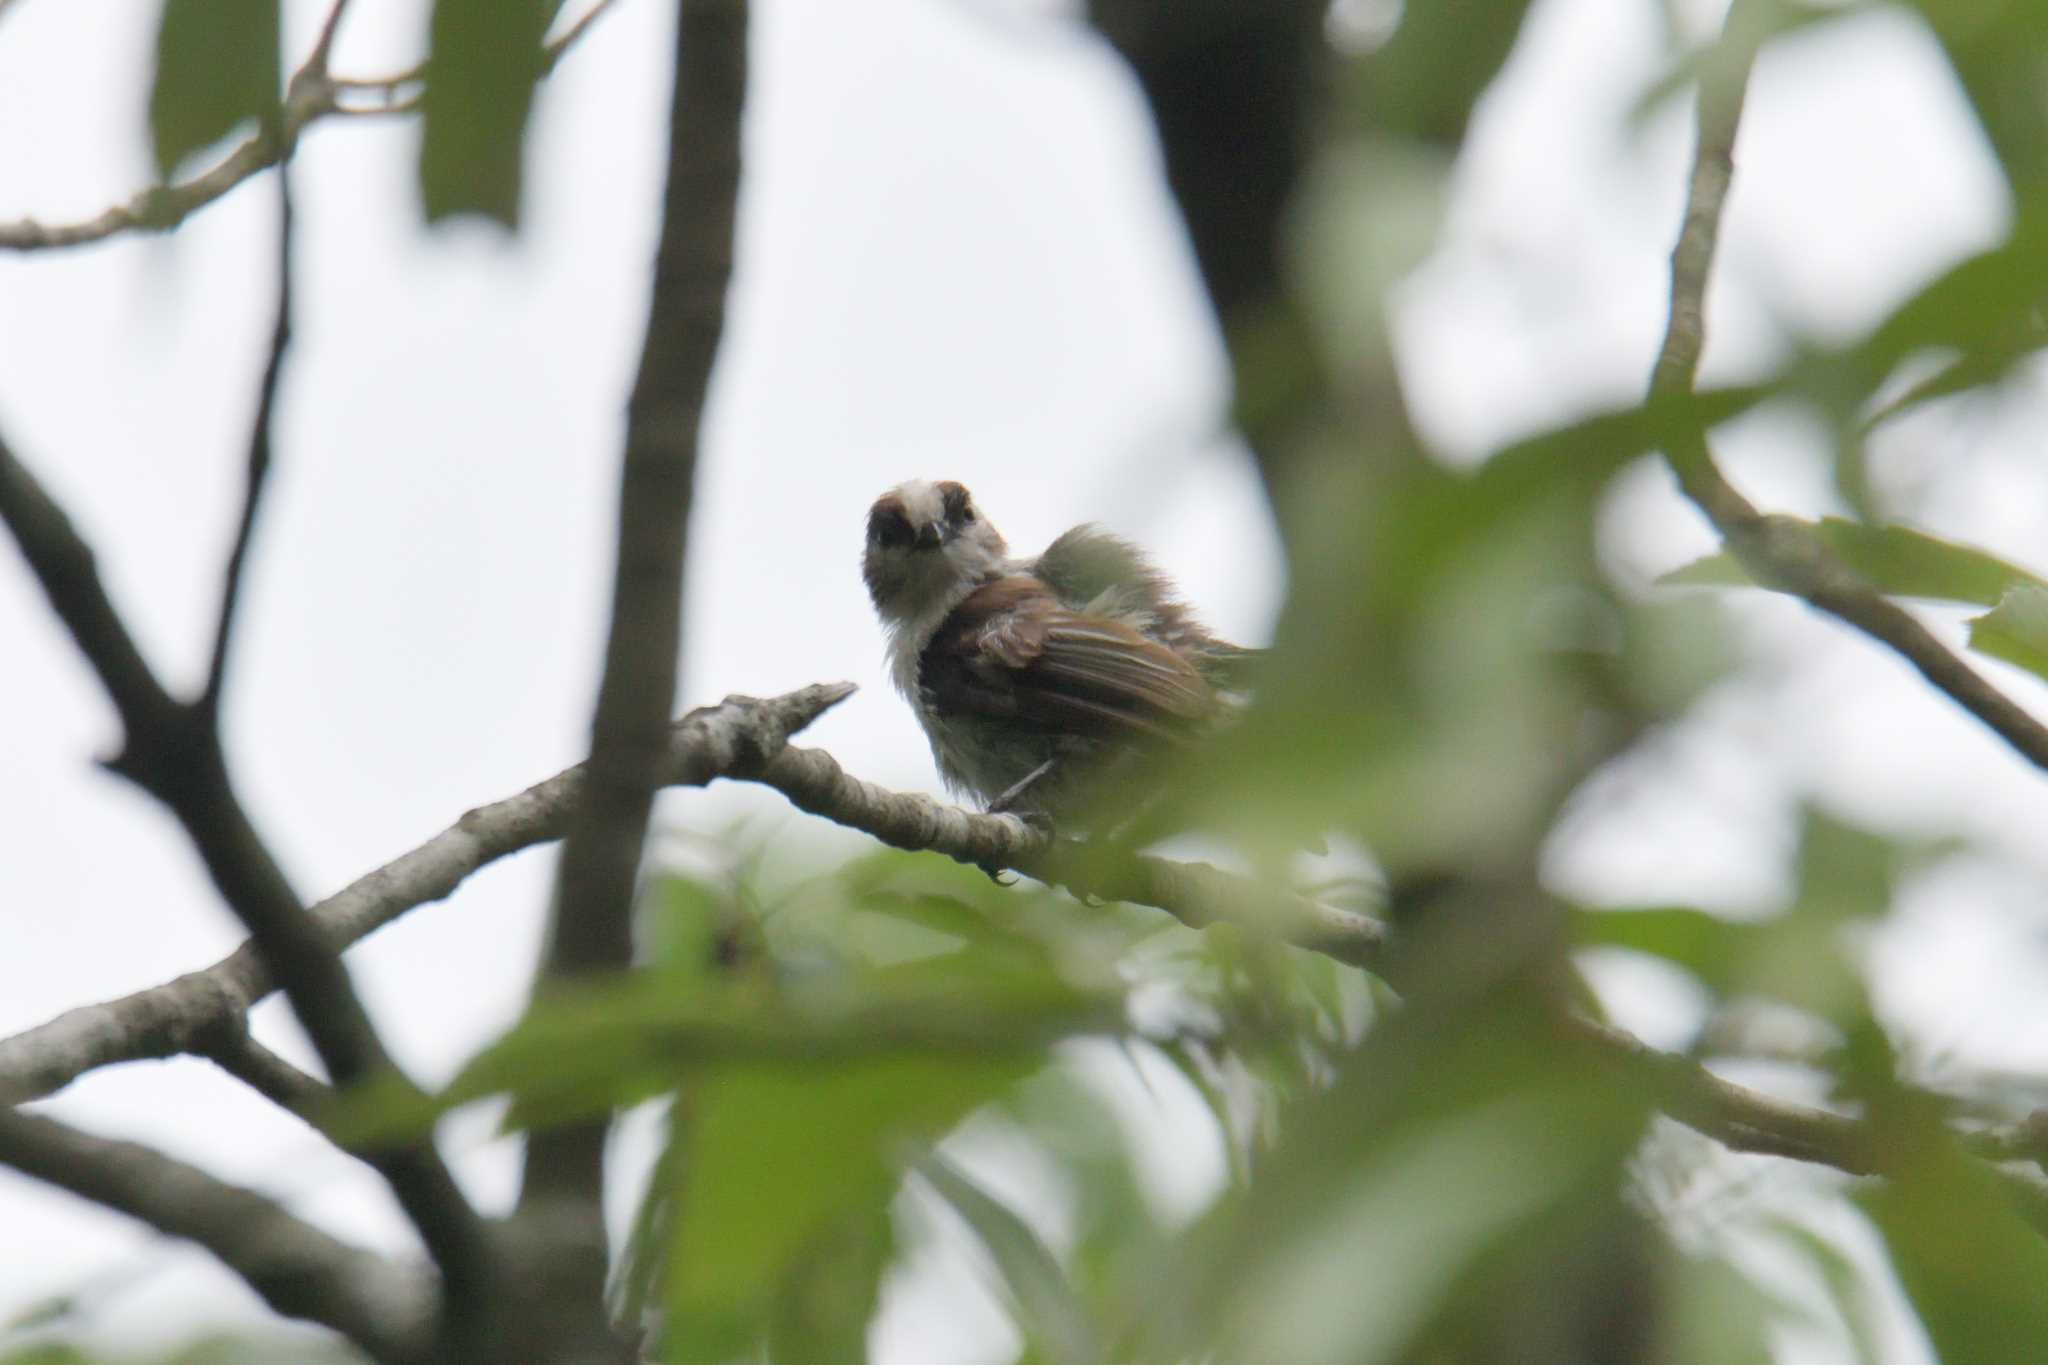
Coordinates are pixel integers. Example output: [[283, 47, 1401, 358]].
[[920, 577, 1213, 740]]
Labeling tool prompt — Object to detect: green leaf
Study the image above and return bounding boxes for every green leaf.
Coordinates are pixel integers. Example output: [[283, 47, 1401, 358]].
[[1569, 905, 1763, 996], [1969, 584, 2048, 682], [1767, 1220, 1891, 1365], [1861, 1136, 2048, 1362], [328, 962, 1118, 1145], [419, 0, 551, 226], [1660, 517, 2046, 606], [1661, 1249, 1784, 1365], [1901, 0, 2048, 191], [665, 1054, 1033, 1347], [149, 0, 279, 178], [764, 1201, 895, 1365], [1149, 987, 1651, 1365], [919, 1154, 1104, 1365]]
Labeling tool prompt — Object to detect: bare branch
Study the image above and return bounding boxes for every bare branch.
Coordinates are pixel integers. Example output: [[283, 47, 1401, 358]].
[[0, 0, 619, 252], [0, 421, 488, 1319], [0, 684, 854, 1105], [1650, 4, 2048, 776], [0, 1108, 436, 1363]]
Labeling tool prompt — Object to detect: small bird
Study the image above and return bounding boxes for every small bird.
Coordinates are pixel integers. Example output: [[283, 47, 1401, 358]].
[[862, 479, 1254, 819]]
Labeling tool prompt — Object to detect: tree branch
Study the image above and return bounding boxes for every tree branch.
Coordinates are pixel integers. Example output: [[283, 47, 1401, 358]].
[[8, 670, 2047, 1231], [1563, 1014, 2048, 1235], [195, 1019, 334, 1118], [753, 743, 1388, 968], [0, 0, 619, 252], [1084, 0, 1327, 508], [512, 0, 748, 1321], [1651, 1, 2048, 777], [0, 234, 489, 1331], [0, 684, 854, 1105], [0, 1108, 436, 1363]]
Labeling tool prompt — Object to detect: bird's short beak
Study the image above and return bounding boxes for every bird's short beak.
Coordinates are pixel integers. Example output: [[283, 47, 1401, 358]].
[[915, 523, 943, 551]]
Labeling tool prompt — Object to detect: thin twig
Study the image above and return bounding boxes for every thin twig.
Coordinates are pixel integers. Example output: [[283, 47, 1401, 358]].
[[201, 158, 292, 714], [304, 0, 357, 79], [0, 1108, 436, 1362], [196, 1020, 334, 1117], [1651, 2, 2048, 776]]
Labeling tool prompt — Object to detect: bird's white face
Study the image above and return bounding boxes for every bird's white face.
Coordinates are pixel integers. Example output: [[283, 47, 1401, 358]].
[[861, 479, 1009, 626]]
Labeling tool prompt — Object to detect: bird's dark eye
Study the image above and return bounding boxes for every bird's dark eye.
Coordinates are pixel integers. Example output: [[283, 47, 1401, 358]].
[[869, 501, 913, 549]]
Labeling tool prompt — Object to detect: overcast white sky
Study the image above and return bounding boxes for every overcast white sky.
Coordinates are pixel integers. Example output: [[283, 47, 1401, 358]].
[[4, 0, 2048, 1359]]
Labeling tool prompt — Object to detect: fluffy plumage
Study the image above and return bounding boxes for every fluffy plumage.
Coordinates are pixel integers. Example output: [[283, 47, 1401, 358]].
[[862, 479, 1251, 816]]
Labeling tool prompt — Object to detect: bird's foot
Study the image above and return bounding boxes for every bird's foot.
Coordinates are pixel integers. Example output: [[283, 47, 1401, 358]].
[[978, 809, 1054, 885]]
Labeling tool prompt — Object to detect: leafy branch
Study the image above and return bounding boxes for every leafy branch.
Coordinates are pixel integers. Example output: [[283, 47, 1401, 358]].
[[0, 0, 618, 252]]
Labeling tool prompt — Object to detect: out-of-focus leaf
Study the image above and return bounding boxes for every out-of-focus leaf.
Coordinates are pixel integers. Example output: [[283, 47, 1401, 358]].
[[1768, 1220, 1891, 1365], [1861, 1132, 2048, 1362], [1659, 517, 2045, 605], [763, 1202, 894, 1365], [1149, 985, 1650, 1365], [329, 960, 1118, 1144], [1858, 206, 2048, 383], [1788, 808, 1901, 927], [149, 0, 279, 178], [1901, 0, 2048, 190], [1352, 0, 1536, 146], [919, 1154, 1103, 1365], [1575, 808, 1895, 1022], [664, 1053, 1033, 1352], [419, 0, 550, 226], [614, 1104, 683, 1338], [1631, 0, 1870, 125], [1570, 905, 1764, 996], [1660, 1248, 1784, 1365], [999, 1059, 1175, 1326], [1968, 584, 2048, 682], [1157, 381, 1765, 874]]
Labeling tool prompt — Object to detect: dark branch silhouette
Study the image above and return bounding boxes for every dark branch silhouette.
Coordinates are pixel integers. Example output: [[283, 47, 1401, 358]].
[[513, 4, 749, 1341]]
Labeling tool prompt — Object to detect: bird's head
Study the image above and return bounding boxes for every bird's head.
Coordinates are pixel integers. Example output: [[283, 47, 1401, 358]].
[[862, 479, 1009, 625]]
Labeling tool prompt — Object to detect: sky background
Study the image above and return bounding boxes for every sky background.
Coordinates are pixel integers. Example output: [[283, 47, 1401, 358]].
[[4, 0, 2048, 1360]]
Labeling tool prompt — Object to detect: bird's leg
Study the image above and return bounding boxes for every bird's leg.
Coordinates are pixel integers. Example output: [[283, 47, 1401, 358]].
[[987, 759, 1058, 816], [978, 761, 1060, 883]]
